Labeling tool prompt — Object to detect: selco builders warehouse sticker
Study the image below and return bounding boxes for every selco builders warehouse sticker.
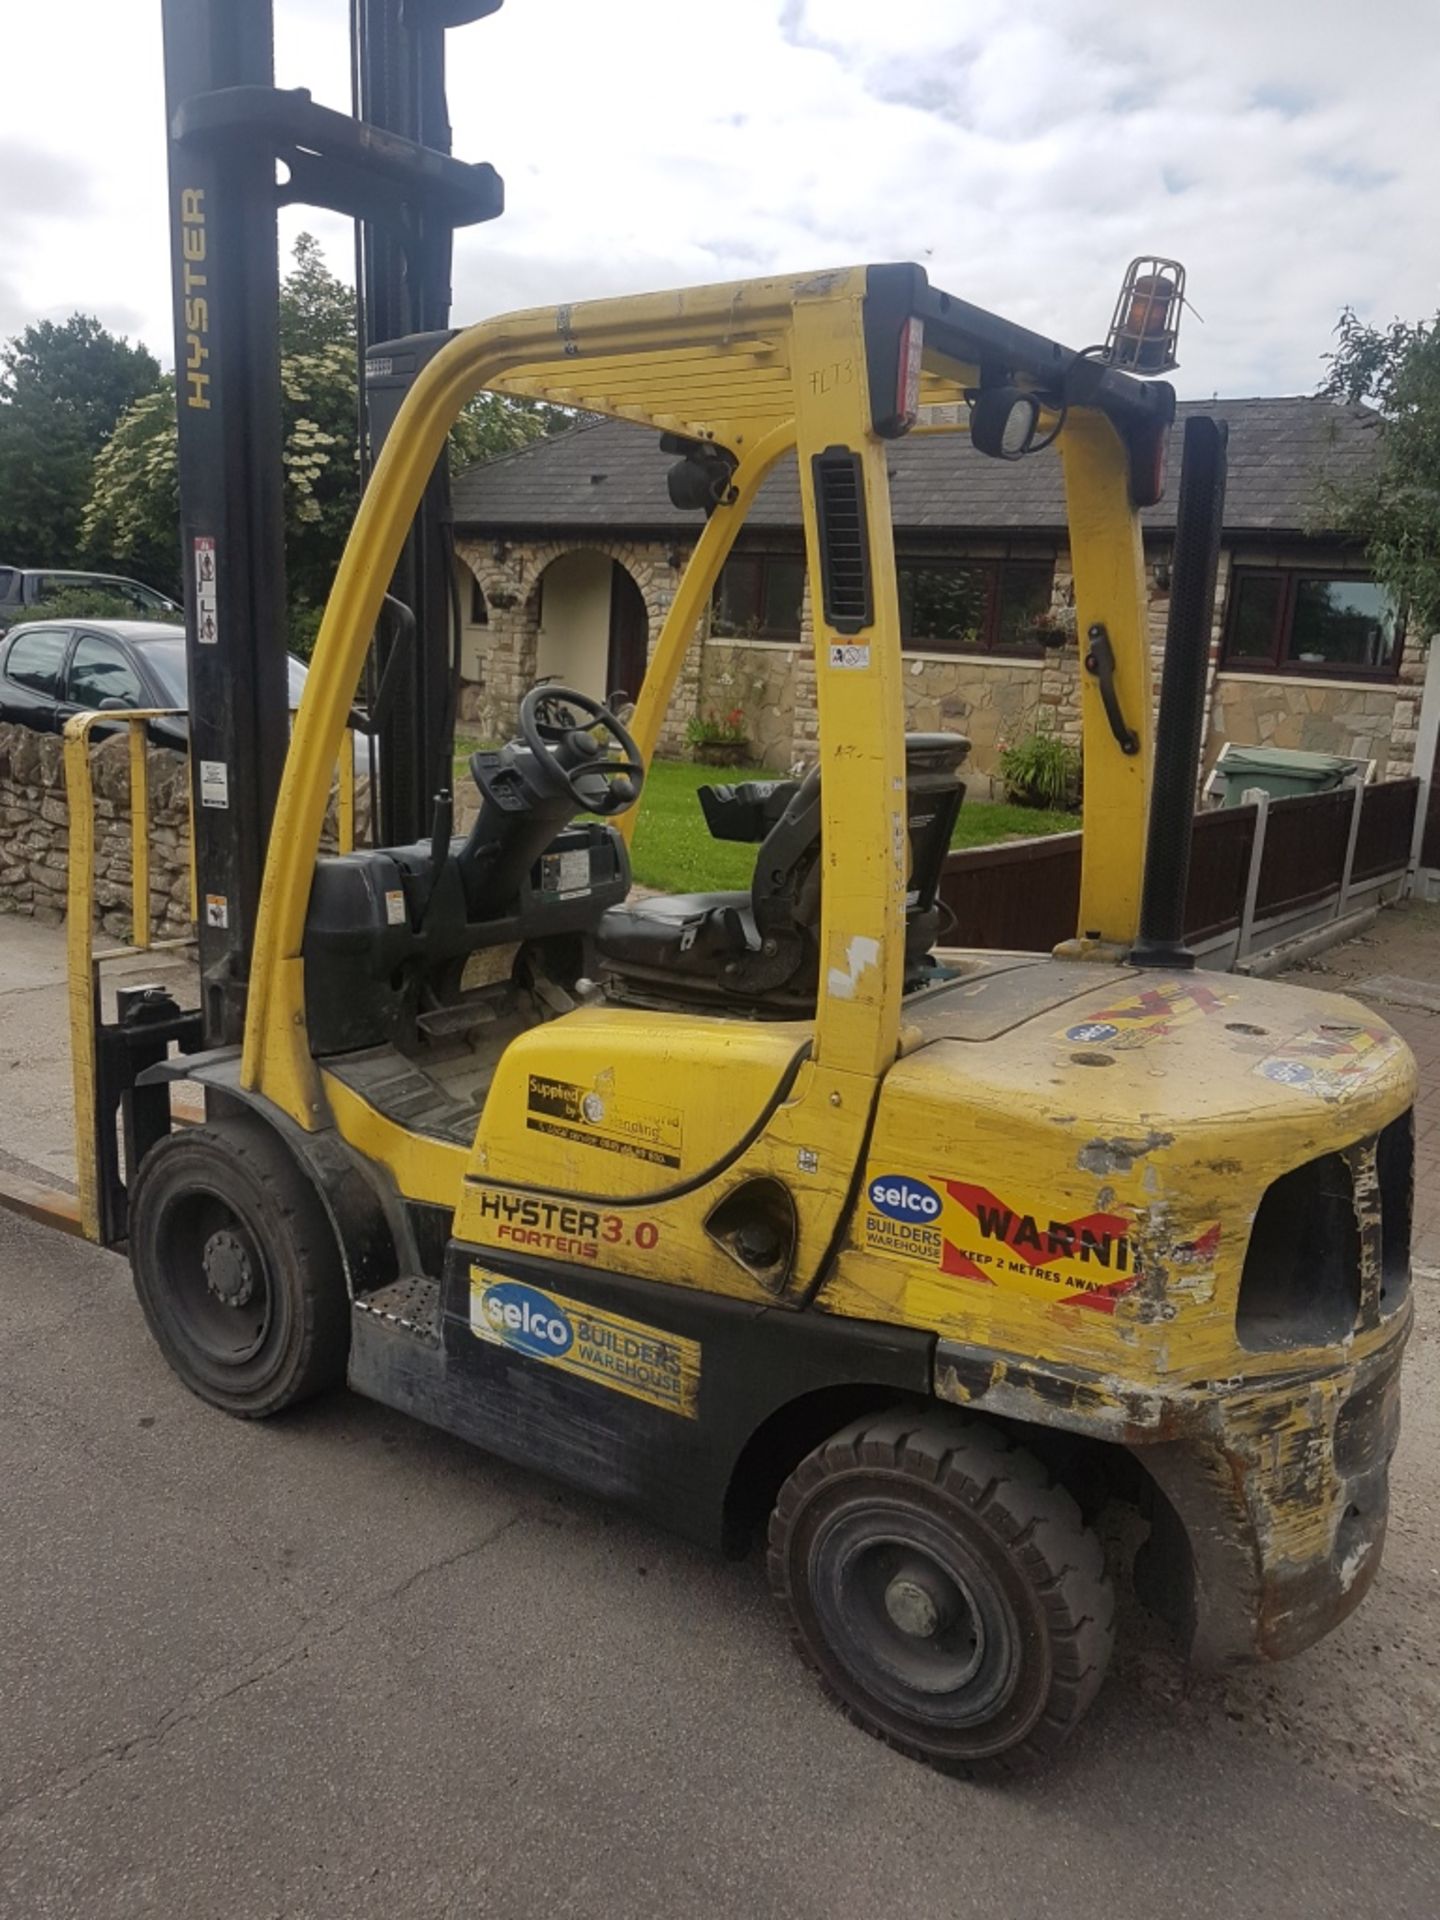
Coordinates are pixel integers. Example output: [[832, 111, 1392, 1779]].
[[469, 1270, 700, 1418]]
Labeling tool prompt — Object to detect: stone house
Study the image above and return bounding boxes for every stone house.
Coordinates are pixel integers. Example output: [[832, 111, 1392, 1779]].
[[451, 396, 1426, 787]]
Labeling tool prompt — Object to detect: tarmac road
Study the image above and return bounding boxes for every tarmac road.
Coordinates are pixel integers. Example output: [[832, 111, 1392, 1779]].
[[4, 1206, 1440, 1920]]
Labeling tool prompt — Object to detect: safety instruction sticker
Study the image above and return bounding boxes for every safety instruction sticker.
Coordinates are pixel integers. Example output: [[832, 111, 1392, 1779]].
[[1060, 979, 1233, 1049], [860, 1171, 1219, 1314], [469, 1268, 700, 1417], [828, 642, 871, 671], [199, 759, 228, 809], [1255, 1022, 1403, 1101], [538, 848, 591, 898], [193, 535, 218, 644], [526, 1075, 682, 1168]]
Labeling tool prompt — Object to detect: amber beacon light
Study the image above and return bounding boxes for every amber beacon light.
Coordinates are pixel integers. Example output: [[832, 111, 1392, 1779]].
[[1105, 256, 1186, 373]]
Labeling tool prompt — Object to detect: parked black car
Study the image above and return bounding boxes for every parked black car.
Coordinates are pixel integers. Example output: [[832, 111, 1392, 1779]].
[[0, 620, 367, 764], [0, 568, 181, 631]]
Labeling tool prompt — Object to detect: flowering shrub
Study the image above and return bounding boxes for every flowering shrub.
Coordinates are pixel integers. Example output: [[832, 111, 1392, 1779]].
[[685, 705, 749, 747]]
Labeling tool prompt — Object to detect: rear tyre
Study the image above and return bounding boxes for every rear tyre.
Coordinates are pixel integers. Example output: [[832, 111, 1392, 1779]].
[[128, 1118, 350, 1418], [767, 1407, 1114, 1774]]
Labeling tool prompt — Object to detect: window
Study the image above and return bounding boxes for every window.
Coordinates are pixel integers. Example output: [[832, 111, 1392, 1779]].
[[712, 554, 805, 638], [1222, 570, 1401, 677], [4, 627, 69, 696], [68, 634, 144, 707], [899, 559, 1053, 655], [470, 576, 488, 625]]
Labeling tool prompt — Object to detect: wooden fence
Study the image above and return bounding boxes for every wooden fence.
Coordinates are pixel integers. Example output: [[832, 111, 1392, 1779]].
[[939, 778, 1420, 968]]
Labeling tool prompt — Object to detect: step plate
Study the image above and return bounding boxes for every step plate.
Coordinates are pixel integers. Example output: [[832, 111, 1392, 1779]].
[[354, 1274, 442, 1343]]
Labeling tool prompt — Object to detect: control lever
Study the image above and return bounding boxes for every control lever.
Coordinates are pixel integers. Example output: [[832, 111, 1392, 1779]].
[[417, 787, 454, 929], [1084, 623, 1140, 756], [429, 787, 454, 868]]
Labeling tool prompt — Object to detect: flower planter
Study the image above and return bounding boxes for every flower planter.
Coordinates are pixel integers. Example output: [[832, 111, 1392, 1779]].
[[693, 740, 751, 767]]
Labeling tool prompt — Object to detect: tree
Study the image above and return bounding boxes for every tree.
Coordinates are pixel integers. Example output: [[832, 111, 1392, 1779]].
[[1320, 308, 1440, 636], [451, 390, 573, 469], [86, 238, 362, 651], [279, 232, 357, 359], [0, 315, 162, 570], [84, 234, 567, 654]]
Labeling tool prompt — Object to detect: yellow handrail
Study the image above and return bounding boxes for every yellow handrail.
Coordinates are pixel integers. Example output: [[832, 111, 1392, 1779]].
[[62, 709, 183, 1240]]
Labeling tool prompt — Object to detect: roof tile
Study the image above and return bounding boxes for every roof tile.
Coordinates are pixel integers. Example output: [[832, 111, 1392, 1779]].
[[452, 397, 1378, 540]]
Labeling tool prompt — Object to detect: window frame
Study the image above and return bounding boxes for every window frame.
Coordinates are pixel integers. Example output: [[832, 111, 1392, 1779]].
[[710, 551, 806, 641], [3, 625, 74, 699], [897, 555, 1054, 659], [1220, 567, 1403, 682], [66, 630, 147, 708]]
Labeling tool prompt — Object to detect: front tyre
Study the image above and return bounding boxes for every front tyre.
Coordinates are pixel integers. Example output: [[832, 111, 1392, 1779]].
[[767, 1408, 1114, 1774], [128, 1118, 350, 1418]]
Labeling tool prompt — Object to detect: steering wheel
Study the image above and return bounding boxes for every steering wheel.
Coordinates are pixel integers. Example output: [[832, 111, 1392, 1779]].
[[518, 683, 646, 818]]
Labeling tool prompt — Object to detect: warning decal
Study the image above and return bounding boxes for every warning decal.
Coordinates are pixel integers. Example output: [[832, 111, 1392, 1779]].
[[859, 1170, 1221, 1316], [942, 1181, 1138, 1313], [1061, 979, 1232, 1048], [1255, 1022, 1403, 1101]]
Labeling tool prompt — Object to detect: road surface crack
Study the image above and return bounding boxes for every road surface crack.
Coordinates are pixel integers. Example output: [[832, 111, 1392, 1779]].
[[0, 1512, 523, 1824]]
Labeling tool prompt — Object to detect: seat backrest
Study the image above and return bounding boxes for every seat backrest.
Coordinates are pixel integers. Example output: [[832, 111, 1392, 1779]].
[[697, 731, 969, 991]]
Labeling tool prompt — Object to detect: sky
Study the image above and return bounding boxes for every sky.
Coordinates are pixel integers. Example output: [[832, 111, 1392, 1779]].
[[0, 0, 1436, 400]]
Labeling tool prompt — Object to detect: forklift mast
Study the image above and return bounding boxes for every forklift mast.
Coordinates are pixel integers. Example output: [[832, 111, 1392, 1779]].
[[161, 0, 503, 1047], [353, 2, 503, 848]]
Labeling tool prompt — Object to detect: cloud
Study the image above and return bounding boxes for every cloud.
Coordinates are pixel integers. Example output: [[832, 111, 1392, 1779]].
[[0, 0, 1435, 404]]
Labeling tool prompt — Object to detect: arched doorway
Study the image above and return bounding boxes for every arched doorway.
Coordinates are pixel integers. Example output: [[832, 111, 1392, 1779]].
[[533, 550, 649, 705], [606, 563, 649, 705]]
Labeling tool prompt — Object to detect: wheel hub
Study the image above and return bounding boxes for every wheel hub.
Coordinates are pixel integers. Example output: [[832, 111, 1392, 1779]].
[[883, 1566, 957, 1639], [203, 1229, 256, 1308]]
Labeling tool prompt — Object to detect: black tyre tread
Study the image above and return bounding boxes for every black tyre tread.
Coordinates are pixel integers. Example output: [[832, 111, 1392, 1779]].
[[767, 1405, 1115, 1777], [129, 1118, 349, 1419]]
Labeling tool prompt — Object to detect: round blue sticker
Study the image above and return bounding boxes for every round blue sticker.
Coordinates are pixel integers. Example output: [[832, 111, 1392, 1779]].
[[868, 1175, 942, 1223], [1262, 1060, 1314, 1086], [477, 1280, 574, 1358], [1066, 1022, 1119, 1044]]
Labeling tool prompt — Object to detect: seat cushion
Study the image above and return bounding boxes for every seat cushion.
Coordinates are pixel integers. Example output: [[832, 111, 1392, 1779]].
[[595, 891, 755, 977]]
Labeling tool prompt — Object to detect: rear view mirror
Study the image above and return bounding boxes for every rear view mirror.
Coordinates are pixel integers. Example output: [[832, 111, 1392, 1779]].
[[98, 697, 133, 712]]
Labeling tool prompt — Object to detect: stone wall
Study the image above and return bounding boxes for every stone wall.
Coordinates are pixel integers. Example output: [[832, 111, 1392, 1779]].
[[455, 535, 700, 752], [455, 531, 1431, 787], [0, 724, 192, 939], [0, 722, 370, 939], [699, 640, 799, 770]]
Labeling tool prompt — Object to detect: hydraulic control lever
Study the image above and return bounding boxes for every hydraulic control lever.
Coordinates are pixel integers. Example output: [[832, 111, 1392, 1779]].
[[416, 786, 454, 928]]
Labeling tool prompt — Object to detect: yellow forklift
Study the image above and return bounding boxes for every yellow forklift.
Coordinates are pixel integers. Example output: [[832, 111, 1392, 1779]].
[[68, 253, 1416, 1773]]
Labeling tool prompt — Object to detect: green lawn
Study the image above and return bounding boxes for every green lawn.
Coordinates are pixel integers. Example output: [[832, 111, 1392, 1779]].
[[452, 745, 1076, 894], [623, 760, 1076, 894]]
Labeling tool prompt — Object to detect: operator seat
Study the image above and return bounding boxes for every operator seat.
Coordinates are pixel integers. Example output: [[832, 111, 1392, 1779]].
[[595, 732, 969, 1009]]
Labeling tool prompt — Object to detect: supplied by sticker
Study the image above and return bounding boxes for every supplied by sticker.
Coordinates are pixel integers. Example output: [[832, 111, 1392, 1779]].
[[526, 1075, 682, 1168], [469, 1269, 700, 1417]]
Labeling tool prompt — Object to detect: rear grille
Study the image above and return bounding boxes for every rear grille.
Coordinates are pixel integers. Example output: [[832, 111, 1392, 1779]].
[[1235, 1111, 1414, 1351], [811, 447, 873, 635], [1377, 1109, 1413, 1312]]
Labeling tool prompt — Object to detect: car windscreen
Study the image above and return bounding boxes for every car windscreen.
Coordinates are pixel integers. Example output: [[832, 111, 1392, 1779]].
[[142, 640, 308, 709]]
